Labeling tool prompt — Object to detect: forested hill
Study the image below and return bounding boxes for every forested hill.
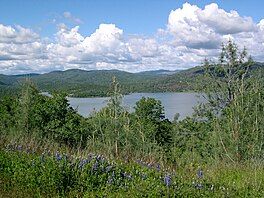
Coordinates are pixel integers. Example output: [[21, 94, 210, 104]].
[[0, 62, 263, 97]]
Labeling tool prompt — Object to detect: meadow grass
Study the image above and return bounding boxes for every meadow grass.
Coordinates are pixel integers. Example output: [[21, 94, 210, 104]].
[[1, 135, 264, 197]]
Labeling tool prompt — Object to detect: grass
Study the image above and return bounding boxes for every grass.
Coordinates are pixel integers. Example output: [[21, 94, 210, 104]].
[[1, 136, 264, 197]]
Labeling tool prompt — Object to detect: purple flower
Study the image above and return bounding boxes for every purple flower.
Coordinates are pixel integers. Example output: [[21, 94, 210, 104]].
[[121, 172, 132, 180], [92, 161, 98, 171], [126, 173, 132, 180], [96, 155, 102, 162], [136, 159, 141, 164], [136, 159, 144, 166], [164, 175, 172, 187], [26, 148, 31, 154], [156, 164, 161, 171], [196, 183, 203, 189], [147, 163, 153, 169], [197, 169, 203, 179], [17, 145, 22, 151], [107, 177, 113, 184], [78, 159, 89, 169], [55, 152, 62, 161]]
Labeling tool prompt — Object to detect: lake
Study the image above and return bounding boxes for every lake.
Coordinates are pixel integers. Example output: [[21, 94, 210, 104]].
[[68, 92, 205, 121]]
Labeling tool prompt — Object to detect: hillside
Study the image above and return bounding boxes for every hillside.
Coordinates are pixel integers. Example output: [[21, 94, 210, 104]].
[[0, 63, 263, 97]]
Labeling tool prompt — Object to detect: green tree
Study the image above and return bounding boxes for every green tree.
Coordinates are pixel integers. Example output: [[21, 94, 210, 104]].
[[204, 40, 253, 113], [134, 97, 164, 122], [90, 76, 131, 156], [134, 97, 172, 149], [0, 96, 18, 133], [202, 40, 263, 162], [18, 79, 42, 134]]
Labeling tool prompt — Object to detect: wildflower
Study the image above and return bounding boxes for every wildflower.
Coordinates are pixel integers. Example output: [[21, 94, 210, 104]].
[[17, 145, 22, 151], [164, 174, 172, 187], [26, 148, 31, 154], [55, 151, 62, 161], [136, 159, 141, 164], [107, 177, 113, 184], [126, 173, 132, 180], [92, 161, 98, 171], [156, 164, 161, 171], [78, 159, 89, 169], [147, 163, 153, 169], [197, 169, 203, 179], [136, 159, 144, 166], [193, 181, 203, 190], [120, 172, 125, 179], [121, 172, 132, 180], [196, 183, 203, 189], [96, 155, 102, 162]]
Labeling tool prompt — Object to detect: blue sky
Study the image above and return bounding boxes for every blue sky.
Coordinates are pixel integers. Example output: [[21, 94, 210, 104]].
[[1, 0, 263, 37], [0, 1, 264, 74]]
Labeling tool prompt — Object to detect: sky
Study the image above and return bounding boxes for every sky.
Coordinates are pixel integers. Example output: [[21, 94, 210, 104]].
[[0, 0, 264, 74]]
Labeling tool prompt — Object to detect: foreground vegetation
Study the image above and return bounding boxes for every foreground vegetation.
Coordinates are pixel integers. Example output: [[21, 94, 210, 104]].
[[0, 41, 263, 197], [1, 140, 264, 197]]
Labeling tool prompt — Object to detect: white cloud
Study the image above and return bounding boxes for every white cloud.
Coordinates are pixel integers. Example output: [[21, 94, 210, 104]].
[[0, 3, 264, 74], [56, 25, 84, 47], [167, 3, 222, 49], [0, 24, 39, 44], [167, 3, 257, 49], [198, 3, 256, 34], [82, 24, 125, 54]]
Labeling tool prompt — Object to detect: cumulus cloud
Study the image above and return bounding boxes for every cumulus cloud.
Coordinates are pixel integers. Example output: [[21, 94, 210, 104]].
[[167, 3, 257, 49], [168, 3, 222, 49], [0, 3, 264, 74], [197, 3, 256, 34], [0, 24, 39, 44], [55, 25, 84, 47]]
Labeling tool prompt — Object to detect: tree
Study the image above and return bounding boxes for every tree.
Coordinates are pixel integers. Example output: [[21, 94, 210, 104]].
[[134, 97, 165, 122], [134, 97, 172, 148], [93, 76, 128, 156], [202, 40, 263, 162], [18, 79, 41, 134], [0, 96, 18, 132], [204, 40, 253, 114], [106, 76, 124, 118]]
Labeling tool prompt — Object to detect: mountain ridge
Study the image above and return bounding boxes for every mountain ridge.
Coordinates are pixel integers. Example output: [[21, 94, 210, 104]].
[[0, 63, 263, 97]]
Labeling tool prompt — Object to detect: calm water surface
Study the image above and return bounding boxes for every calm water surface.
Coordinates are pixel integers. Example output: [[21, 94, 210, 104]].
[[68, 92, 205, 120]]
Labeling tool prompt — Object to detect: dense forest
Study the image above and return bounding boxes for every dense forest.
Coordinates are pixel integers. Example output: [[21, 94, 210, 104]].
[[1, 61, 263, 98], [0, 41, 264, 197]]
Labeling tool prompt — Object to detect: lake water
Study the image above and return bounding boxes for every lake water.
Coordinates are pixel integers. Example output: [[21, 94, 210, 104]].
[[68, 92, 205, 121]]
